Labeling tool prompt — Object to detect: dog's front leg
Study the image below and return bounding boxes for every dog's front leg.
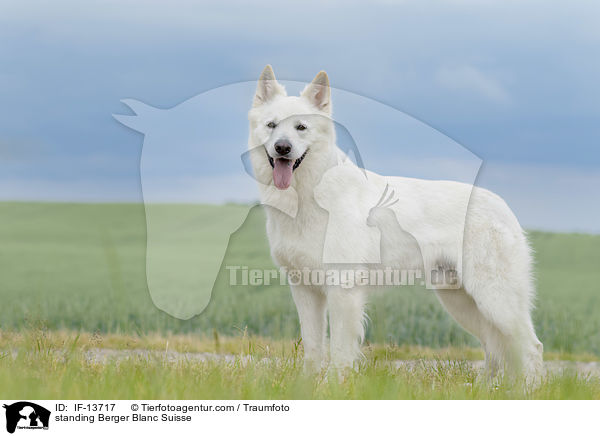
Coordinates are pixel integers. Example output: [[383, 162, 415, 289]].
[[290, 285, 327, 372], [327, 287, 366, 370]]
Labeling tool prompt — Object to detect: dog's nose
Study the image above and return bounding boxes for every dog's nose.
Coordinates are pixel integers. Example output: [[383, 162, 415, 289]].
[[274, 140, 292, 156]]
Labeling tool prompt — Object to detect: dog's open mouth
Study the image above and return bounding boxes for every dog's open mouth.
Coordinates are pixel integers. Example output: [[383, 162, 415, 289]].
[[266, 148, 308, 190]]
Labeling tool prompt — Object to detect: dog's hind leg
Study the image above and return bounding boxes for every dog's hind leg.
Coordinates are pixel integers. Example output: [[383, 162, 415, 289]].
[[291, 285, 328, 372], [327, 286, 367, 370], [435, 288, 504, 377], [464, 281, 543, 384], [462, 228, 544, 384], [468, 284, 543, 380]]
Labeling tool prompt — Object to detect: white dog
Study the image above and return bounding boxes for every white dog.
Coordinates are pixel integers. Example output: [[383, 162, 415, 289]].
[[248, 65, 544, 381]]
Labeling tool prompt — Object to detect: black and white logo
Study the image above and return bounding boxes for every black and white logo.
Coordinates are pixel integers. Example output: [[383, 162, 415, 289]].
[[3, 402, 50, 433]]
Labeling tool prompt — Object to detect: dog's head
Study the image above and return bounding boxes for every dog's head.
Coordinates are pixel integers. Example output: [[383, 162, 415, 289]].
[[248, 65, 334, 190]]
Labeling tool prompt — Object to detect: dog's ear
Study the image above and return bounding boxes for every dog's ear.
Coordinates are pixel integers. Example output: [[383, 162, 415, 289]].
[[253, 65, 285, 107], [301, 71, 331, 114]]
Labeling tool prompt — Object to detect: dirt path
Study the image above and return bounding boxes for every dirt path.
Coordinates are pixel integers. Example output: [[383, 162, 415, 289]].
[[83, 348, 600, 377]]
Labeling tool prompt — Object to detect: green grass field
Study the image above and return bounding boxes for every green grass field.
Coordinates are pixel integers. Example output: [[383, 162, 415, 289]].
[[1, 330, 598, 399], [0, 202, 599, 399]]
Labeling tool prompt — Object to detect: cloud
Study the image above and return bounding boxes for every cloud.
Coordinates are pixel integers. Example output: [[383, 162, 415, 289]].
[[476, 162, 600, 234], [0, 0, 599, 234], [435, 65, 510, 103]]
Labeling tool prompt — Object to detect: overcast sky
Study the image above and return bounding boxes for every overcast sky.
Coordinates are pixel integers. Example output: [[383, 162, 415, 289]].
[[0, 0, 598, 233]]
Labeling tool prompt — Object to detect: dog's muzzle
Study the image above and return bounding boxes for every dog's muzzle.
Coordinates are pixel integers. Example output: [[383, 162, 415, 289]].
[[266, 147, 308, 190], [266, 147, 308, 171]]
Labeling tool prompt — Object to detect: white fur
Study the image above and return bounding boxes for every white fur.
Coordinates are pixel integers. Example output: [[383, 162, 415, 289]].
[[248, 65, 544, 381]]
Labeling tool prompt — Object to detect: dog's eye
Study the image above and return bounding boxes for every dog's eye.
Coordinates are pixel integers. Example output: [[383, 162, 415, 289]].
[[296, 124, 307, 131], [267, 121, 277, 129]]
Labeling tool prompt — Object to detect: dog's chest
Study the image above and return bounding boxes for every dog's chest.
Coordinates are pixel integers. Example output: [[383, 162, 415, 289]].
[[265, 206, 329, 271]]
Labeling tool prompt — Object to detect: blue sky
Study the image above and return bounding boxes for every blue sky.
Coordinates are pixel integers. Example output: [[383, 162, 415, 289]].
[[0, 0, 598, 232]]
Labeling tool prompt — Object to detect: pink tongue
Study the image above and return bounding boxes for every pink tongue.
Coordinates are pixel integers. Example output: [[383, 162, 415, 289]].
[[273, 158, 293, 190]]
